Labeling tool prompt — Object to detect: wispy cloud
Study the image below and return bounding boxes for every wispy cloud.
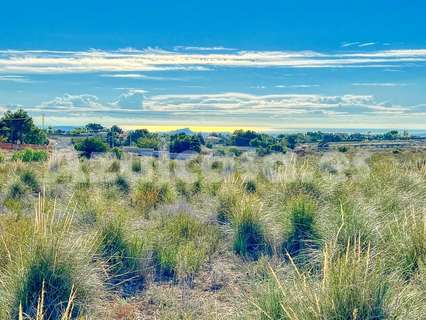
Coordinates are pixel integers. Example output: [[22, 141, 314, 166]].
[[341, 42, 360, 48], [0, 48, 425, 74], [352, 82, 408, 87], [142, 92, 407, 116], [100, 73, 182, 80], [174, 46, 237, 51], [275, 84, 320, 88], [0, 75, 31, 82], [39, 94, 106, 112], [358, 42, 376, 47]]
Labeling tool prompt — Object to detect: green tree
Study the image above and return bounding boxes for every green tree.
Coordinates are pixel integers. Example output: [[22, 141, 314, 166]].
[[0, 109, 48, 144], [136, 135, 161, 150], [125, 129, 149, 146], [169, 133, 201, 153], [85, 123, 104, 133], [74, 137, 108, 158], [106, 125, 124, 148]]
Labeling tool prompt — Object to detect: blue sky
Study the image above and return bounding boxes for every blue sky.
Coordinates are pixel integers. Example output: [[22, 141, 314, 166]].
[[0, 0, 425, 131]]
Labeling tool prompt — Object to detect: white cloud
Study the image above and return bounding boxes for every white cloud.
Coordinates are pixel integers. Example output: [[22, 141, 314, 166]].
[[101, 73, 149, 79], [358, 42, 376, 47], [39, 94, 106, 111], [352, 82, 408, 87], [112, 90, 145, 110], [275, 84, 320, 88], [0, 75, 31, 82], [143, 92, 404, 116], [341, 42, 360, 48], [100, 73, 183, 80], [0, 48, 425, 74], [174, 46, 237, 51]]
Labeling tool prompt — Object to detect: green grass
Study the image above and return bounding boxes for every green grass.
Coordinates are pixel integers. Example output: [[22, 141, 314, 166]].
[[98, 219, 145, 293], [281, 197, 320, 265], [232, 197, 271, 260], [151, 212, 219, 283], [0, 149, 425, 318]]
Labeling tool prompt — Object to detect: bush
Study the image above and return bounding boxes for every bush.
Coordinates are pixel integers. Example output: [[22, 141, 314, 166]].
[[169, 133, 202, 153], [152, 212, 219, 282], [174, 179, 190, 200], [108, 159, 121, 173], [114, 175, 130, 194], [243, 179, 257, 193], [338, 145, 349, 153], [386, 212, 426, 280], [74, 137, 108, 158], [191, 175, 204, 195], [211, 160, 223, 170], [168, 160, 177, 174], [20, 170, 41, 193], [256, 242, 391, 320], [7, 181, 26, 199], [232, 198, 271, 260], [133, 181, 175, 212], [284, 180, 321, 200], [98, 220, 144, 292], [0, 152, 4, 162], [12, 148, 48, 162], [131, 158, 142, 173], [0, 202, 103, 319], [217, 188, 241, 223], [281, 197, 320, 265], [111, 147, 124, 159], [228, 147, 242, 157]]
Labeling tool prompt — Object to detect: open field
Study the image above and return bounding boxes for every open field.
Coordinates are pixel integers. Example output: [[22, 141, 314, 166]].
[[0, 148, 425, 319]]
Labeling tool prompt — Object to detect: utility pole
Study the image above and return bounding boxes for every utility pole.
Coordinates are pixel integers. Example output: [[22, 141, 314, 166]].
[[42, 114, 45, 130]]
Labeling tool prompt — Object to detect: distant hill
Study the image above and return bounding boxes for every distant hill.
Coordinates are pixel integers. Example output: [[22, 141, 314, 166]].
[[52, 126, 78, 132], [168, 128, 195, 135]]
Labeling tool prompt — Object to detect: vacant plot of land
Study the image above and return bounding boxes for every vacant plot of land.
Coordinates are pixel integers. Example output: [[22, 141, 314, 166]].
[[0, 149, 425, 319]]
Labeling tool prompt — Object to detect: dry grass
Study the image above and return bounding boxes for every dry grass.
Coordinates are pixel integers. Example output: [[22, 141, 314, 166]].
[[0, 149, 425, 319]]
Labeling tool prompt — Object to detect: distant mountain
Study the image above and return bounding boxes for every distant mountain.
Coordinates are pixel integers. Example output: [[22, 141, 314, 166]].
[[52, 125, 78, 132], [168, 128, 195, 135]]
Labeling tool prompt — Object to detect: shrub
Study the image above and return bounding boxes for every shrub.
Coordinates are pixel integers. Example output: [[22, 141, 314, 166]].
[[191, 175, 204, 195], [131, 158, 142, 173], [12, 148, 48, 162], [0, 201, 103, 319], [213, 148, 226, 156], [284, 180, 321, 200], [98, 220, 144, 292], [256, 242, 391, 320], [111, 147, 124, 160], [232, 198, 271, 260], [338, 145, 349, 153], [74, 137, 108, 158], [228, 147, 242, 157], [331, 190, 372, 251], [386, 212, 426, 280], [108, 159, 121, 173], [152, 212, 219, 282], [114, 175, 130, 194], [211, 160, 223, 171], [175, 178, 191, 199], [7, 181, 26, 199], [134, 181, 175, 212], [281, 197, 320, 265], [0, 152, 4, 162], [217, 188, 241, 223], [243, 179, 257, 193], [169, 133, 201, 153], [168, 160, 177, 174], [19, 170, 41, 193]]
